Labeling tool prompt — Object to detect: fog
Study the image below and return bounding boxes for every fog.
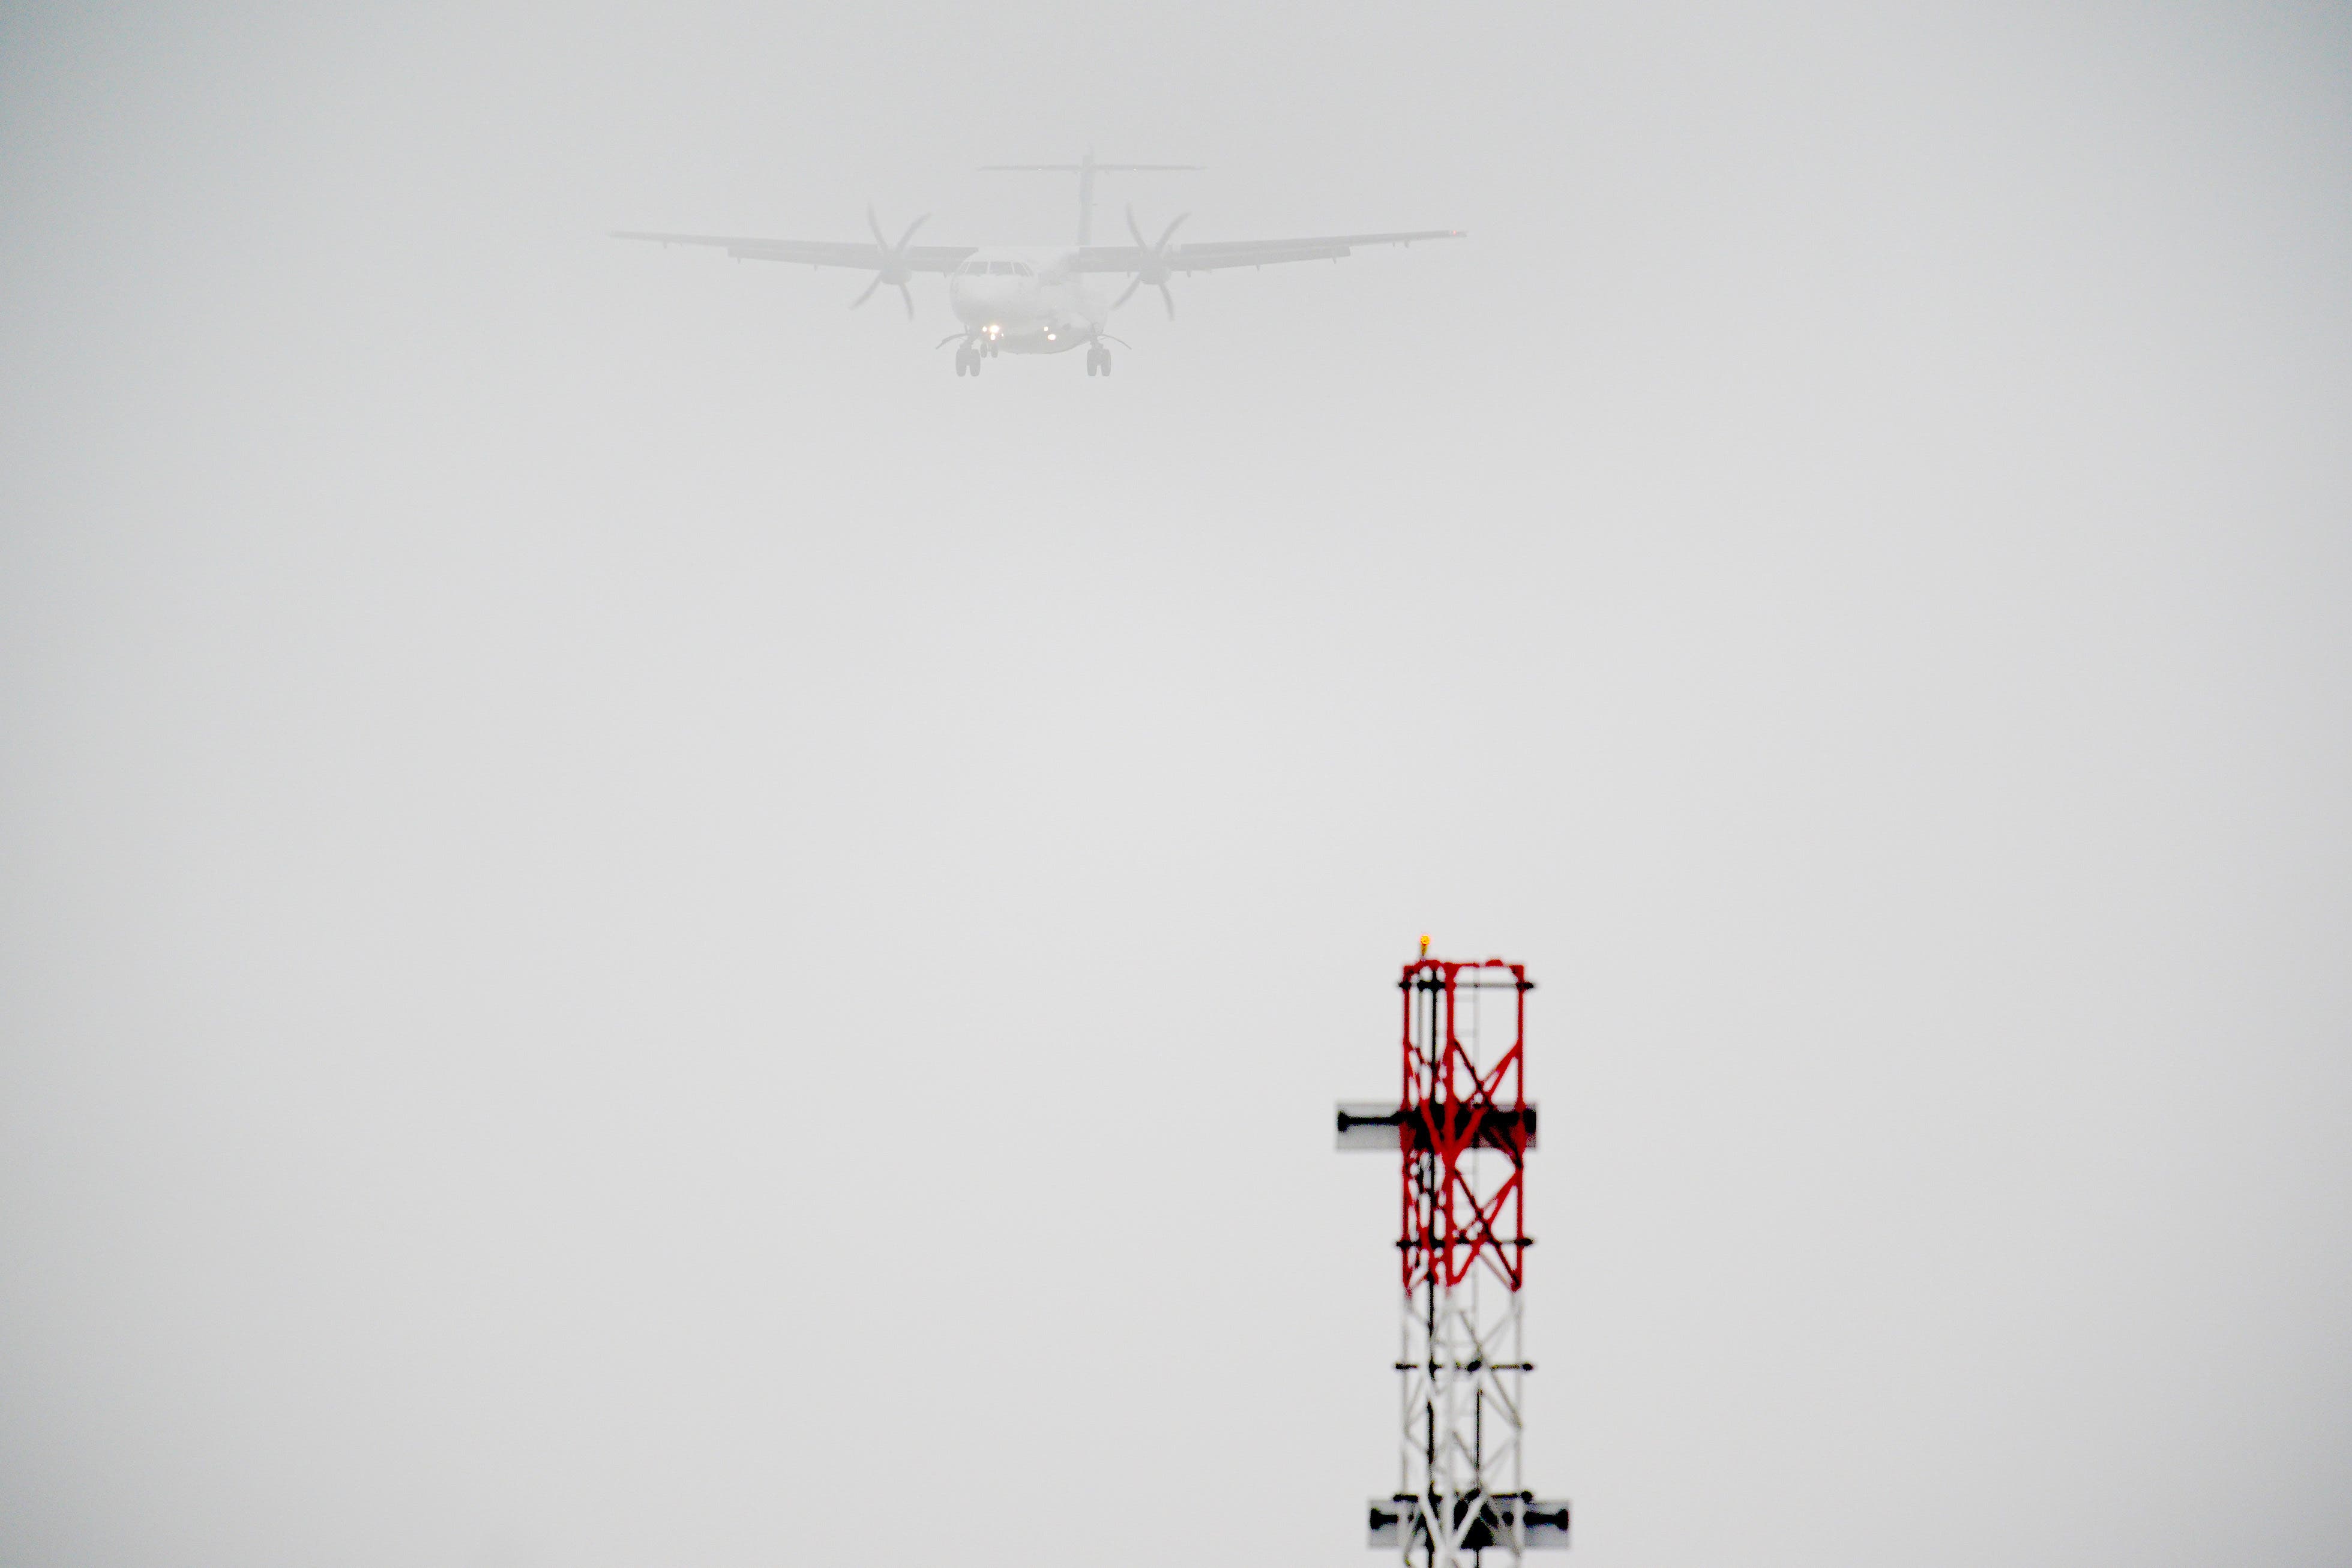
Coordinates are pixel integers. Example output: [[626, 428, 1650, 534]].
[[3, 4, 2349, 1564]]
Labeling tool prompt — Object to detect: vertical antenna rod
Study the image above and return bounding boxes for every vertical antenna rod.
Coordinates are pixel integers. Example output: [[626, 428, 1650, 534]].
[[1337, 949, 1572, 1567]]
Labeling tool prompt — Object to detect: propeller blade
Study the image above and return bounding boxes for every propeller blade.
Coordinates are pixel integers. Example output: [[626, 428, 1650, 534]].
[[1157, 212, 1189, 249], [866, 205, 889, 250], [850, 275, 883, 309], [1114, 276, 1144, 308], [894, 214, 930, 251], [1125, 203, 1147, 249], [1157, 282, 1176, 320], [897, 282, 915, 319]]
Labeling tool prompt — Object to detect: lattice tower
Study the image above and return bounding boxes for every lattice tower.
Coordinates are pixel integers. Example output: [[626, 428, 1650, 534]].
[[1337, 951, 1571, 1567]]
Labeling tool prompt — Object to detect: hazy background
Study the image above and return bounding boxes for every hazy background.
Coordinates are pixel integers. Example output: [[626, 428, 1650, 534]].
[[4, 3, 2349, 1564]]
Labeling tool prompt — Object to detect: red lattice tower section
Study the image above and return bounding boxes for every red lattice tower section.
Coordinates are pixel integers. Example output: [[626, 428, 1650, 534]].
[[1399, 958, 1533, 1299]]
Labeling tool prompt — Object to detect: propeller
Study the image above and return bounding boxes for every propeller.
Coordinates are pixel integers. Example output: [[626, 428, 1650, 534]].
[[851, 205, 930, 319], [1114, 204, 1189, 319]]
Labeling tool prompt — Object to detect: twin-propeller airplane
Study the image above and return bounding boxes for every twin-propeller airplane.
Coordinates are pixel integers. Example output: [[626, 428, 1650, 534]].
[[615, 154, 1463, 376]]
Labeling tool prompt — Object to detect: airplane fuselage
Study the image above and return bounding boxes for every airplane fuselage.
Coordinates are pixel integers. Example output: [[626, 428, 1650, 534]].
[[946, 248, 1110, 354]]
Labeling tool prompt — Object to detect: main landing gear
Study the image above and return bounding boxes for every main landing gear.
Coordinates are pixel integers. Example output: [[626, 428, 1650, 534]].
[[1083, 333, 1129, 378], [944, 332, 1000, 377], [954, 338, 1000, 376]]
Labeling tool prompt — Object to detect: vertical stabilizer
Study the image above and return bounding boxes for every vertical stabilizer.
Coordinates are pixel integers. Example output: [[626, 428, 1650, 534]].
[[979, 152, 1202, 245]]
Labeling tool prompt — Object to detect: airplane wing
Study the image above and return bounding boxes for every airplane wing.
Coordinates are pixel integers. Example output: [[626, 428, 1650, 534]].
[[1069, 229, 1463, 274], [611, 231, 978, 273]]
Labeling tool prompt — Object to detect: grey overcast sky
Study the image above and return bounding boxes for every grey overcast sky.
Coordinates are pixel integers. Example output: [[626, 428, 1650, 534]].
[[3, 3, 2349, 1565]]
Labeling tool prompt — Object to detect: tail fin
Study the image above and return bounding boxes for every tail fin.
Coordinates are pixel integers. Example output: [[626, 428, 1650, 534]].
[[980, 152, 1201, 245]]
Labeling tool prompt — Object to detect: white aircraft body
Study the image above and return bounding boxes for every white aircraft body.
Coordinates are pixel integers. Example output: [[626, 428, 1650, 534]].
[[615, 155, 1463, 376]]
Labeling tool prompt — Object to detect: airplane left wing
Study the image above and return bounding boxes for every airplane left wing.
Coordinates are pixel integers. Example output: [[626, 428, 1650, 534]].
[[1071, 229, 1463, 274], [612, 231, 978, 273]]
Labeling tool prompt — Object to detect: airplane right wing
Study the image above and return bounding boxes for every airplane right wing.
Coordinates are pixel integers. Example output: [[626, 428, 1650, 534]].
[[1071, 229, 1463, 274]]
